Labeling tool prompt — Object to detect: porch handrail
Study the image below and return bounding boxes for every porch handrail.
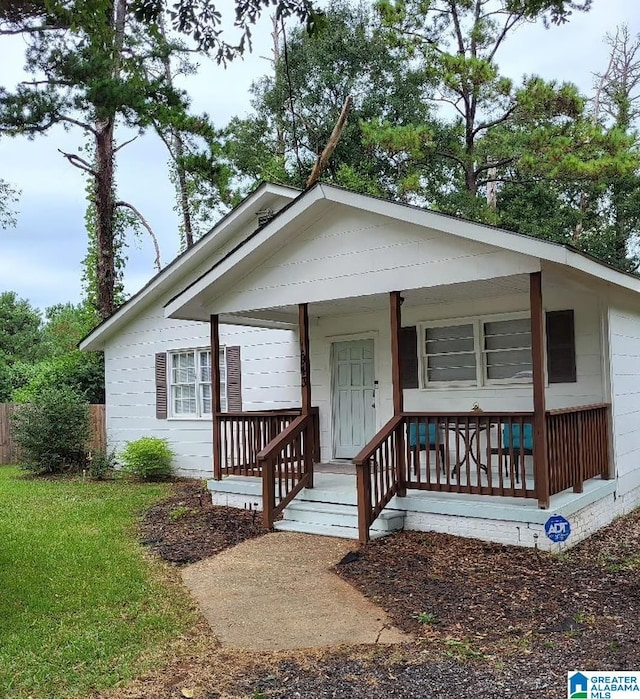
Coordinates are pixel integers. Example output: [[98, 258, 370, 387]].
[[214, 407, 319, 478], [354, 415, 404, 544], [545, 402, 610, 415], [258, 412, 315, 528]]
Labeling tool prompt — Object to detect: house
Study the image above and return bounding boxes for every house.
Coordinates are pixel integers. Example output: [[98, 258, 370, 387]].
[[85, 181, 640, 551], [79, 183, 303, 478]]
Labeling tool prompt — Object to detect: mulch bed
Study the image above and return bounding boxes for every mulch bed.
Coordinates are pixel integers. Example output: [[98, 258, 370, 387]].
[[134, 481, 640, 698], [139, 481, 267, 565]]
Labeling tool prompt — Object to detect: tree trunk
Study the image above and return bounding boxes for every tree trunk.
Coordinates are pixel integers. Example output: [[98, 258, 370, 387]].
[[158, 19, 194, 248], [94, 118, 116, 320]]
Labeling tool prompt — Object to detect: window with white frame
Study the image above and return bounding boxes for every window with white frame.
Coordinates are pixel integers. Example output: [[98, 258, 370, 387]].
[[169, 348, 226, 416], [421, 315, 532, 387]]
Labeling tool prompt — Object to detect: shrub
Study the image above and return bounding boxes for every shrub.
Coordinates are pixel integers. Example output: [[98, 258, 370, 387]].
[[87, 448, 116, 480], [11, 386, 90, 473], [120, 437, 174, 481]]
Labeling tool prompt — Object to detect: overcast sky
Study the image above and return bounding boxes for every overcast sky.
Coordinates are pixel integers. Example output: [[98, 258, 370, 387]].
[[1, 0, 639, 312]]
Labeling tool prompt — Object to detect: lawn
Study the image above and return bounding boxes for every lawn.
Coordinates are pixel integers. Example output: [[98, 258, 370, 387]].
[[0, 466, 198, 699]]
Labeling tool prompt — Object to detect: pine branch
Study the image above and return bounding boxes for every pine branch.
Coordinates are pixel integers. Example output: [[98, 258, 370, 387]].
[[115, 200, 162, 271], [57, 149, 97, 176]]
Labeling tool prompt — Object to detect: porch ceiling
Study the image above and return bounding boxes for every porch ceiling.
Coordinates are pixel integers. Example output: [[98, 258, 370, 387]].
[[223, 274, 531, 325]]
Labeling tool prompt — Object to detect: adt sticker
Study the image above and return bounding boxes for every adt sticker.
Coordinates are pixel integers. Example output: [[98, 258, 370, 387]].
[[545, 514, 571, 542]]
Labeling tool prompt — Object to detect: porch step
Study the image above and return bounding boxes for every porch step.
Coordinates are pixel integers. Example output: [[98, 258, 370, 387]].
[[274, 520, 388, 540], [275, 499, 405, 540]]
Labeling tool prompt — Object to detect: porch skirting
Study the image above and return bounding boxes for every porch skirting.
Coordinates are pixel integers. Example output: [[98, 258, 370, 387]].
[[208, 474, 624, 551]]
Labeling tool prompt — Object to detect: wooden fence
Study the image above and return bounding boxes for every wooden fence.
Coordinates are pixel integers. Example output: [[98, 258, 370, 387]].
[[0, 403, 106, 465]]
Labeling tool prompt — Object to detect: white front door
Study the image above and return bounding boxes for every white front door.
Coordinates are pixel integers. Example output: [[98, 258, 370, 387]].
[[332, 339, 376, 459]]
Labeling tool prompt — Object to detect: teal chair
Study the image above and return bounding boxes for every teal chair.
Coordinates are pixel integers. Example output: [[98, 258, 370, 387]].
[[408, 421, 446, 471], [502, 423, 533, 481]]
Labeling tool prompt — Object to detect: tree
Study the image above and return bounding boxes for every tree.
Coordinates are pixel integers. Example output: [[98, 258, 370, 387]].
[[364, 1, 636, 214], [223, 0, 434, 198], [0, 291, 42, 401], [148, 23, 233, 249], [586, 25, 640, 270], [0, 178, 19, 228], [0, 291, 41, 363], [0, 0, 319, 319]]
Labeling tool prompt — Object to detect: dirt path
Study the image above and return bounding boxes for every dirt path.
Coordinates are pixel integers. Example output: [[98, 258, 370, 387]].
[[181, 531, 410, 651]]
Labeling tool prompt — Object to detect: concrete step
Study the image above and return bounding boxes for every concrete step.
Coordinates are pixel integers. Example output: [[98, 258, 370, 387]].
[[273, 519, 388, 540], [283, 499, 404, 532]]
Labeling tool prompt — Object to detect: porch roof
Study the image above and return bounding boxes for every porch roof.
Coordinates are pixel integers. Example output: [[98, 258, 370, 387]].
[[164, 183, 640, 325]]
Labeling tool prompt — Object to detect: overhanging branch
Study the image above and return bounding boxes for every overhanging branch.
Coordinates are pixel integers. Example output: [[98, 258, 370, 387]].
[[57, 149, 97, 176], [115, 200, 162, 271]]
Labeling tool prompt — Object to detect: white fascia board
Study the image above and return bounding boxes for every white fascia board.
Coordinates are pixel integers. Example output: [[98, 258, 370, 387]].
[[79, 182, 299, 351], [164, 186, 326, 320]]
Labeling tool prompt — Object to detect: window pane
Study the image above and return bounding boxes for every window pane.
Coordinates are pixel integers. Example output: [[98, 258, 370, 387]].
[[485, 331, 531, 350], [484, 318, 531, 336], [428, 353, 477, 371], [424, 323, 477, 384], [426, 325, 474, 354], [427, 324, 475, 341], [172, 352, 196, 384], [424, 359, 476, 382], [486, 349, 532, 380], [172, 384, 197, 414], [201, 383, 212, 414], [200, 350, 211, 382]]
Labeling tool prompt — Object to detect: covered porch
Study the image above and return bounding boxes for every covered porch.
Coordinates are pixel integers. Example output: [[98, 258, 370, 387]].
[[202, 271, 612, 544]]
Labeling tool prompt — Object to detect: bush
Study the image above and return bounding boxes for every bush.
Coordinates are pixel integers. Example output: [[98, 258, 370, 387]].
[[87, 448, 116, 480], [120, 437, 174, 481], [11, 386, 90, 473]]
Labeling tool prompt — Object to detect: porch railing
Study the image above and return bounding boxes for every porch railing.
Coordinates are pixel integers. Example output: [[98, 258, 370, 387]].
[[215, 407, 319, 478], [259, 413, 316, 528], [547, 404, 611, 495], [355, 405, 611, 543]]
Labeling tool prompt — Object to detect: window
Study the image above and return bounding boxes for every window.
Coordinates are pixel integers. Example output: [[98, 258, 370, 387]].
[[483, 317, 532, 381], [169, 348, 226, 417], [421, 314, 532, 388], [424, 323, 477, 384]]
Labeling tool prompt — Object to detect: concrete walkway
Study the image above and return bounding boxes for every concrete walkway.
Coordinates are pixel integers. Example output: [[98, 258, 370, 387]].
[[181, 531, 411, 651]]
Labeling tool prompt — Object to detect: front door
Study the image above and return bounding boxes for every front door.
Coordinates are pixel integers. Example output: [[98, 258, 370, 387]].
[[332, 339, 376, 459]]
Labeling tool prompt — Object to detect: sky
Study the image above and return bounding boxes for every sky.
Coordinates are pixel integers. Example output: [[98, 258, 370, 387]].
[[1, 0, 639, 312]]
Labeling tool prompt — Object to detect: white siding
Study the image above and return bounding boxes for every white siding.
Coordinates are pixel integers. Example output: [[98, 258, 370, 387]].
[[609, 297, 640, 494], [309, 277, 605, 462], [212, 207, 539, 314], [105, 309, 299, 478]]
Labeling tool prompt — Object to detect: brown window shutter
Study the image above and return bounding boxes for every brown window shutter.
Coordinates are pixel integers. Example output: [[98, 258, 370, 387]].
[[546, 310, 576, 383], [225, 346, 242, 412], [155, 352, 168, 419], [400, 326, 419, 389]]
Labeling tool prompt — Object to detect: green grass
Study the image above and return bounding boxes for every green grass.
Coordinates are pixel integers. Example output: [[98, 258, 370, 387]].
[[0, 466, 197, 699]]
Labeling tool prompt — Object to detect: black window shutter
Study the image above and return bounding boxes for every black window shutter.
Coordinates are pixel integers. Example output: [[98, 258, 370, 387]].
[[155, 352, 168, 419], [225, 346, 242, 412], [546, 310, 576, 383], [400, 326, 419, 389]]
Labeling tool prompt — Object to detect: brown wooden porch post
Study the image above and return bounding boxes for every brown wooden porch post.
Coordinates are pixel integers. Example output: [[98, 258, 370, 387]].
[[298, 303, 313, 487], [390, 291, 407, 497], [299, 303, 311, 414], [210, 314, 223, 480], [530, 272, 550, 508]]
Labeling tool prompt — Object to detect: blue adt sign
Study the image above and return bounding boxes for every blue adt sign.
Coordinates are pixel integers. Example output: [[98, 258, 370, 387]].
[[545, 515, 571, 542]]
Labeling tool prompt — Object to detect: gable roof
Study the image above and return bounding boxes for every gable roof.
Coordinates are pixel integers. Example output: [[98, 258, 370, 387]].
[[80, 181, 300, 351], [164, 182, 640, 323]]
